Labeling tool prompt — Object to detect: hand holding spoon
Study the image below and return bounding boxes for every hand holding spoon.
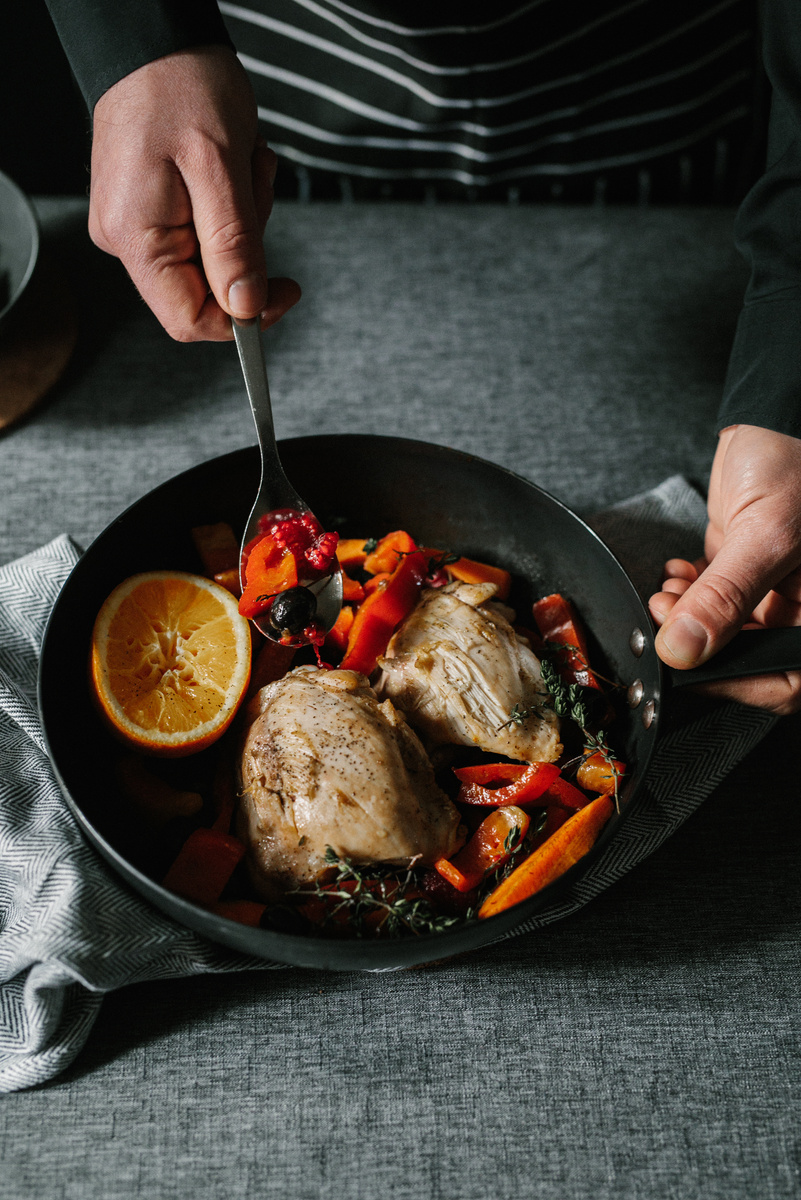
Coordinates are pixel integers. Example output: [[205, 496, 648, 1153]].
[[233, 317, 342, 644]]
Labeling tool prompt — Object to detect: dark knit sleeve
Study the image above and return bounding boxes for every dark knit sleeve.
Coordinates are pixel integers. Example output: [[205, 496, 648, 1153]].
[[43, 0, 234, 113], [718, 0, 801, 437]]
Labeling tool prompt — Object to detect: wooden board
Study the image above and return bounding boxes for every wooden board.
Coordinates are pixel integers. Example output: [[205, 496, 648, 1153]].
[[0, 253, 77, 432]]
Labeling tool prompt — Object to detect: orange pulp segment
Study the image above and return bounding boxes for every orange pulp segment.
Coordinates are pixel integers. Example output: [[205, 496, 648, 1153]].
[[90, 571, 251, 756]]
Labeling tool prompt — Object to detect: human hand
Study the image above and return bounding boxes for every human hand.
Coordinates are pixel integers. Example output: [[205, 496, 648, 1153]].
[[89, 46, 301, 341], [648, 424, 801, 714]]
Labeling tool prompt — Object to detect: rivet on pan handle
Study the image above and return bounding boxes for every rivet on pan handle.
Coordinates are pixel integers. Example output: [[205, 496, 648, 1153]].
[[629, 628, 647, 657]]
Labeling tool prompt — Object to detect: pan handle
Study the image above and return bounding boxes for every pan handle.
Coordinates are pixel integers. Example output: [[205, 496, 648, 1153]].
[[666, 626, 801, 688]]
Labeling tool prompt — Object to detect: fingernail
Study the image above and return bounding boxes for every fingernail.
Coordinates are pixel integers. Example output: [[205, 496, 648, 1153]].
[[661, 615, 708, 665], [228, 273, 268, 319]]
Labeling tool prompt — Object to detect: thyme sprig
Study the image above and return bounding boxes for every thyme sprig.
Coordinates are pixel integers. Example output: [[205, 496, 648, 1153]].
[[291, 848, 463, 938], [493, 809, 548, 885], [427, 550, 461, 569], [502, 652, 624, 811], [499, 702, 543, 730], [540, 639, 622, 690], [539, 658, 591, 727]]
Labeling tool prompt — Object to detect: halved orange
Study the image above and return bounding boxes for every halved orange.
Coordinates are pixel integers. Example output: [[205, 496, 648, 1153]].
[[90, 571, 251, 757]]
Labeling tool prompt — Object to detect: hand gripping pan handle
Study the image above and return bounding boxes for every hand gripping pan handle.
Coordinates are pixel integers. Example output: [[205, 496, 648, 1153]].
[[667, 626, 801, 688]]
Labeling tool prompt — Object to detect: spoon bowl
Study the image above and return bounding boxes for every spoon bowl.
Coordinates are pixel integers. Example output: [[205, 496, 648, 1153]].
[[233, 318, 342, 643]]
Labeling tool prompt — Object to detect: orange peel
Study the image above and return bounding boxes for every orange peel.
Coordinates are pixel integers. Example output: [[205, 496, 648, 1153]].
[[90, 571, 251, 756]]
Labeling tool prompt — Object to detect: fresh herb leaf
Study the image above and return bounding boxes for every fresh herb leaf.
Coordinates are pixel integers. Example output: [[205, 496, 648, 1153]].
[[539, 658, 591, 728], [498, 701, 548, 731], [428, 551, 460, 570], [293, 849, 462, 938]]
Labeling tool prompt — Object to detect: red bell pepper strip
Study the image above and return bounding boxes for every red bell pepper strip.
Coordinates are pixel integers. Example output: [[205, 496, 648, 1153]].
[[478, 792, 614, 918], [541, 776, 591, 811], [162, 828, 246, 906], [363, 530, 417, 576], [340, 549, 428, 675], [434, 805, 530, 892], [453, 761, 560, 807], [576, 750, 626, 795], [523, 803, 571, 855], [532, 593, 601, 690]]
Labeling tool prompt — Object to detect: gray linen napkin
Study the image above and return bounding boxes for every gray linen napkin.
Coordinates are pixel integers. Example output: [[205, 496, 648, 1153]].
[[0, 478, 777, 1092]]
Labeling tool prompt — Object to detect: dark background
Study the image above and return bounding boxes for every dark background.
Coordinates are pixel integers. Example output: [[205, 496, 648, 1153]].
[[0, 1, 91, 195], [0, 0, 770, 203]]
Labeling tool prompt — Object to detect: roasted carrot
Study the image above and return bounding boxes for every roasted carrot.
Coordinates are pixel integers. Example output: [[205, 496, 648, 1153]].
[[324, 605, 355, 655], [445, 556, 512, 600], [478, 793, 613, 918], [336, 538, 370, 571], [213, 567, 242, 598], [115, 755, 203, 826], [576, 750, 626, 795], [191, 522, 240, 577], [211, 751, 236, 833], [363, 530, 417, 575], [162, 828, 246, 906], [239, 541, 298, 620], [341, 573, 366, 604], [363, 572, 392, 595]]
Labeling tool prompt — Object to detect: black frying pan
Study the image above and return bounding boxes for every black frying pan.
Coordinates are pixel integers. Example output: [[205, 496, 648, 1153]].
[[38, 436, 800, 970]]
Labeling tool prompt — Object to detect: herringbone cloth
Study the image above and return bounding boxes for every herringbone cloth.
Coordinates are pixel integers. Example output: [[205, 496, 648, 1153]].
[[0, 478, 777, 1092]]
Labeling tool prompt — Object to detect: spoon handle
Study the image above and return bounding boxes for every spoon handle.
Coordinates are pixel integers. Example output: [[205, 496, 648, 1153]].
[[232, 318, 277, 458], [233, 318, 302, 510]]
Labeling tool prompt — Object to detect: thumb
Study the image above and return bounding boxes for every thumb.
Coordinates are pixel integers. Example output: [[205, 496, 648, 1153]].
[[190, 150, 269, 322], [653, 530, 777, 669]]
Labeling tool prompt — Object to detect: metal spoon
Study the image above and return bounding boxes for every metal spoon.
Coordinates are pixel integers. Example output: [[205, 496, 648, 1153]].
[[233, 317, 342, 643]]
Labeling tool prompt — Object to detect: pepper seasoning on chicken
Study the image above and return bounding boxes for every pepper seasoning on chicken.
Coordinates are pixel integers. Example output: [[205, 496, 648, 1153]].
[[374, 581, 562, 762], [238, 666, 463, 898]]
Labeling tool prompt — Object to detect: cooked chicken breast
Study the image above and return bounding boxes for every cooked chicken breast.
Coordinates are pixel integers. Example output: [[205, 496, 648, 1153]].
[[238, 665, 463, 897], [375, 581, 561, 763]]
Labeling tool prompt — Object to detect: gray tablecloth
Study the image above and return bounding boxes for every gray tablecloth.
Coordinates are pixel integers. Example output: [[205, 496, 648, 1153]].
[[0, 199, 799, 1200]]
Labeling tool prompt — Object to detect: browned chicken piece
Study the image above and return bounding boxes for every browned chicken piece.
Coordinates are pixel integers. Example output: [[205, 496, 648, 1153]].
[[238, 665, 463, 898], [375, 581, 561, 762]]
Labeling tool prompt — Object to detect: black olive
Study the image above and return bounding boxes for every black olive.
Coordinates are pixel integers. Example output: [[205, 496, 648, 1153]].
[[268, 586, 317, 635]]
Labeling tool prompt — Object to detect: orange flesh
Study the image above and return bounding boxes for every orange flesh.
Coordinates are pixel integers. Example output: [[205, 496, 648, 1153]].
[[92, 573, 250, 753]]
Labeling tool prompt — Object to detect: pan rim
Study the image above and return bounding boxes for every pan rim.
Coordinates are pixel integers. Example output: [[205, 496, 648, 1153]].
[[37, 434, 663, 970]]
